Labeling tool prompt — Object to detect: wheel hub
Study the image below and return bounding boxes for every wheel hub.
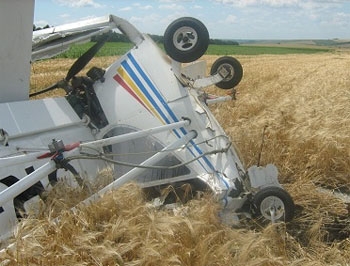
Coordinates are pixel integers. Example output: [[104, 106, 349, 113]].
[[173, 26, 198, 51], [259, 195, 285, 221], [218, 64, 235, 81]]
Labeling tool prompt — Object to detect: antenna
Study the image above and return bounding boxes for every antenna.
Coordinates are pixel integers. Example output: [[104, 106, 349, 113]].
[[257, 125, 268, 167]]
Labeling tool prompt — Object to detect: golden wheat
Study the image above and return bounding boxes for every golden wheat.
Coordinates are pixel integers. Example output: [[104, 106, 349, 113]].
[[1, 52, 349, 265]]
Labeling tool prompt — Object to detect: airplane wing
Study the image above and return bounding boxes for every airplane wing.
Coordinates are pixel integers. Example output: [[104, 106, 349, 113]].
[[31, 14, 143, 61]]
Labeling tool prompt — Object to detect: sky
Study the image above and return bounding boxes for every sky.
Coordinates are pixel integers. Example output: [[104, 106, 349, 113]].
[[34, 0, 350, 40]]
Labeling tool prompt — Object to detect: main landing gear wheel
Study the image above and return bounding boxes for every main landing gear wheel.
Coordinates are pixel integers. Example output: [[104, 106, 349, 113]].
[[252, 186, 295, 222], [164, 17, 209, 63], [210, 56, 243, 89]]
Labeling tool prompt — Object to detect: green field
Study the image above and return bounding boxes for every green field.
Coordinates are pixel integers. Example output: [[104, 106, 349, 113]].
[[206, 44, 331, 55], [57, 41, 332, 59], [58, 42, 134, 58]]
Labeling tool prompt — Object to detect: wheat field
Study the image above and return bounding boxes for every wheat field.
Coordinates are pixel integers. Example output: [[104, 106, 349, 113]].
[[1, 52, 349, 265]]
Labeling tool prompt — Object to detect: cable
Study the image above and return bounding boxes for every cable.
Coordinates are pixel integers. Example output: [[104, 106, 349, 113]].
[[80, 134, 231, 158], [66, 142, 231, 170]]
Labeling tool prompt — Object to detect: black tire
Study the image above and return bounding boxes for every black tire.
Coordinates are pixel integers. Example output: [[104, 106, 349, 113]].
[[164, 17, 209, 63], [210, 56, 243, 89], [252, 186, 295, 222]]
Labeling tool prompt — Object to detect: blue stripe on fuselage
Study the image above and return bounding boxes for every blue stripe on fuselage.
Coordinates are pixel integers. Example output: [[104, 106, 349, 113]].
[[125, 53, 224, 178]]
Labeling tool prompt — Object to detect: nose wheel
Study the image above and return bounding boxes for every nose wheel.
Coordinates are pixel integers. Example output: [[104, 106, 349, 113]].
[[252, 186, 295, 222], [260, 196, 285, 222]]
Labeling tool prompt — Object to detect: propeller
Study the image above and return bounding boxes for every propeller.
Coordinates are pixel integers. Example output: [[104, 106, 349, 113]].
[[30, 35, 109, 97]]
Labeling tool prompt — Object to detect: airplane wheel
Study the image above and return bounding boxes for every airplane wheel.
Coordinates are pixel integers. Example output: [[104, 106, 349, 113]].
[[210, 56, 243, 89], [252, 186, 295, 222], [164, 17, 209, 63]]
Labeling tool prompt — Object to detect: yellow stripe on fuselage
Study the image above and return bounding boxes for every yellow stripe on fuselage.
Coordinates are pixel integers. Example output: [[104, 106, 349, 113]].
[[117, 67, 164, 122]]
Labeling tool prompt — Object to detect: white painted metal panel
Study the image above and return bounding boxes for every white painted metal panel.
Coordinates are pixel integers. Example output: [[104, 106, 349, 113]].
[[0, 98, 81, 137], [0, 0, 34, 103]]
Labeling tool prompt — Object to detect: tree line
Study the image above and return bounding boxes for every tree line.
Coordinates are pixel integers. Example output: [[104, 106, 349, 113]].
[[33, 26, 239, 46], [33, 24, 51, 31], [92, 31, 239, 45], [93, 31, 239, 45]]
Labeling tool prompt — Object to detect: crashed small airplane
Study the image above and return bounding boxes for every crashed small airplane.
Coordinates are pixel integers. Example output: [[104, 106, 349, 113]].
[[0, 4, 294, 247]]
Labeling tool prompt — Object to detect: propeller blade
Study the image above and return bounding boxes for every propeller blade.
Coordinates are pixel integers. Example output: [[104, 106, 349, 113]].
[[29, 83, 59, 97], [65, 35, 109, 82], [30, 35, 108, 98]]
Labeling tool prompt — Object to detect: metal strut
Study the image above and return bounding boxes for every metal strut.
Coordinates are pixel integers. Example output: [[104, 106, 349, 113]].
[[72, 130, 198, 208], [81, 119, 191, 149], [0, 161, 56, 207]]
